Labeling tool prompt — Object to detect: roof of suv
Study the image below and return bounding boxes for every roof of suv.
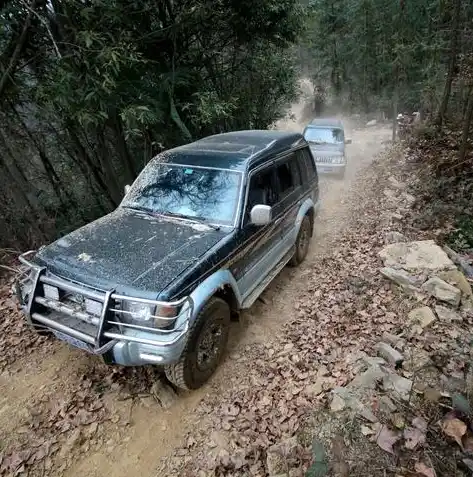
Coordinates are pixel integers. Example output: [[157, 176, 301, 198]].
[[157, 130, 306, 172], [307, 118, 343, 128]]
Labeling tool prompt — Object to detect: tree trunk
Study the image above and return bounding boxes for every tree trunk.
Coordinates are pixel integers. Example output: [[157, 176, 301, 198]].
[[110, 112, 136, 182], [0, 0, 37, 99], [66, 123, 120, 207], [435, 0, 462, 128], [458, 89, 473, 163]]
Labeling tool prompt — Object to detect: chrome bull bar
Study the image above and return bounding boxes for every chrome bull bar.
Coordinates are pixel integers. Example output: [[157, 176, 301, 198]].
[[18, 251, 192, 354]]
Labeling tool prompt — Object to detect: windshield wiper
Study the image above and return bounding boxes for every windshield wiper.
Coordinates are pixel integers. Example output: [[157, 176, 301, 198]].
[[122, 205, 156, 215], [162, 211, 221, 231]]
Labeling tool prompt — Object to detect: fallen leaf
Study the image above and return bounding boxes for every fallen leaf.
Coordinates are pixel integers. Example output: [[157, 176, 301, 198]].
[[376, 425, 400, 454], [463, 434, 473, 452], [222, 404, 240, 417], [412, 416, 428, 431], [442, 416, 467, 448], [403, 426, 425, 449], [391, 413, 406, 429], [423, 388, 442, 402], [361, 425, 375, 436], [462, 459, 473, 472], [415, 461, 436, 477]]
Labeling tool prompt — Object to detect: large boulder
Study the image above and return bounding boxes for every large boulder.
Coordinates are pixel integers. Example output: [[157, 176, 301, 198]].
[[379, 240, 456, 272]]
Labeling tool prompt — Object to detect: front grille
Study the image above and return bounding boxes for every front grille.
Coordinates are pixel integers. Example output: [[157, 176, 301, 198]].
[[313, 156, 344, 164], [18, 250, 193, 351], [314, 156, 334, 164]]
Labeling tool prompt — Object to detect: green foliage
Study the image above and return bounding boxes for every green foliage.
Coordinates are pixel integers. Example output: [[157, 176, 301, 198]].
[[302, 0, 472, 116], [452, 393, 471, 415], [306, 438, 328, 477], [447, 216, 473, 252], [0, 0, 305, 247]]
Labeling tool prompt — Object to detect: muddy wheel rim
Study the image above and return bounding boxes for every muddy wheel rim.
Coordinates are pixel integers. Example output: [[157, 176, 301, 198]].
[[298, 221, 310, 257], [196, 319, 225, 371]]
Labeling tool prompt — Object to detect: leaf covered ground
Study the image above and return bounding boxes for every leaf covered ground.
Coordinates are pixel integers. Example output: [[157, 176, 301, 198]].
[[1, 124, 472, 477]]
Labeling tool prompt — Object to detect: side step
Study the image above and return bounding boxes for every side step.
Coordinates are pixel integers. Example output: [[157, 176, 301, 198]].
[[240, 248, 294, 309]]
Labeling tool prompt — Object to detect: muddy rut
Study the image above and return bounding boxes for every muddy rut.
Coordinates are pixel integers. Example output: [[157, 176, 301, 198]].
[[0, 109, 391, 477]]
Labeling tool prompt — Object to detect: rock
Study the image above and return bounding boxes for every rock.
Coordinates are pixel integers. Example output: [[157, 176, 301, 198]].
[[382, 332, 405, 350], [385, 231, 407, 244], [266, 437, 299, 476], [366, 119, 377, 127], [375, 342, 404, 367], [403, 349, 432, 372], [304, 379, 324, 397], [332, 388, 378, 422], [422, 277, 461, 307], [435, 305, 462, 322], [380, 267, 422, 288], [379, 395, 397, 413], [437, 270, 472, 297], [330, 394, 346, 412], [151, 380, 178, 409], [382, 374, 413, 401], [408, 306, 437, 329], [349, 365, 386, 390], [379, 240, 455, 272], [362, 356, 388, 368]]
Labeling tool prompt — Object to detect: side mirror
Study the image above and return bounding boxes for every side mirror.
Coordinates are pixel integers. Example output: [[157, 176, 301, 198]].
[[250, 204, 272, 226], [124, 184, 131, 195], [345, 138, 352, 145]]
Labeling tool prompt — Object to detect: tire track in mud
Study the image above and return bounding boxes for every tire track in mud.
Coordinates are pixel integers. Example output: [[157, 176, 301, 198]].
[[62, 125, 392, 477]]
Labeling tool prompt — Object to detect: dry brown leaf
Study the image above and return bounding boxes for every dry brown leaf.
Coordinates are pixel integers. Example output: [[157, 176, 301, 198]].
[[376, 425, 401, 454], [463, 434, 473, 452], [442, 416, 467, 448], [412, 417, 428, 431], [414, 461, 436, 477], [423, 388, 442, 402], [403, 427, 426, 450]]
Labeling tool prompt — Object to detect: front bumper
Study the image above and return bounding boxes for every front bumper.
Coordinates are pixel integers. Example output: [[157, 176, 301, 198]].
[[16, 251, 192, 366], [315, 162, 346, 175]]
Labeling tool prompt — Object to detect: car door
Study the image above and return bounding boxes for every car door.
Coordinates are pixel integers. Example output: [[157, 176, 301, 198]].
[[230, 163, 283, 300], [271, 152, 303, 252]]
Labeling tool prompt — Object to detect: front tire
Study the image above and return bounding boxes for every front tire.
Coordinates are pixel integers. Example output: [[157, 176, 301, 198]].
[[289, 214, 312, 267], [165, 297, 230, 390]]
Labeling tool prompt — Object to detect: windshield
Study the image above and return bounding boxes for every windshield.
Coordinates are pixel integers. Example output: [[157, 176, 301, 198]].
[[304, 127, 344, 144], [122, 163, 242, 226]]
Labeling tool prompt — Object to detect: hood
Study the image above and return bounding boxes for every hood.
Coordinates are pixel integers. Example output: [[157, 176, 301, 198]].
[[35, 208, 227, 297]]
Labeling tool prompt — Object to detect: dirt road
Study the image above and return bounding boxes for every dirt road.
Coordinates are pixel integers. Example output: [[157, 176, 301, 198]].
[[0, 112, 392, 477]]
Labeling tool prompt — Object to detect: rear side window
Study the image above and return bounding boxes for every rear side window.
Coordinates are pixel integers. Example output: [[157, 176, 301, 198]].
[[275, 153, 303, 199], [288, 154, 301, 187], [298, 148, 317, 182]]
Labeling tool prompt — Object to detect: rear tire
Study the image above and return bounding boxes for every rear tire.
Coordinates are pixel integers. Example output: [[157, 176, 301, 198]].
[[165, 297, 230, 390], [289, 214, 311, 267]]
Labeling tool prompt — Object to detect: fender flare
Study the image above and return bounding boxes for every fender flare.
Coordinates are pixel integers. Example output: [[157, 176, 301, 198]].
[[293, 197, 319, 240], [189, 269, 242, 319]]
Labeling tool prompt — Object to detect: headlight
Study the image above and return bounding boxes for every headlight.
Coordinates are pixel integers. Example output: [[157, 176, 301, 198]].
[[331, 156, 345, 164], [119, 301, 179, 329]]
